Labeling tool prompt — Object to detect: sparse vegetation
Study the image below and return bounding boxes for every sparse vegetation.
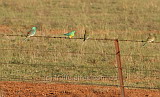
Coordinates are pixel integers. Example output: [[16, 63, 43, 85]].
[[0, 0, 160, 89]]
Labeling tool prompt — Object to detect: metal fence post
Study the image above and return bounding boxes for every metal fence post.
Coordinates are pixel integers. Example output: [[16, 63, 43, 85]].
[[114, 39, 125, 97]]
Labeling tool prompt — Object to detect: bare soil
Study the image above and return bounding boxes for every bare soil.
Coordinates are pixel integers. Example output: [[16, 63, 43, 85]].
[[0, 81, 160, 97]]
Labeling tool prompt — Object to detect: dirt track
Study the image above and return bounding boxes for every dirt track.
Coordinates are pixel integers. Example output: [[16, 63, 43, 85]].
[[0, 81, 160, 97]]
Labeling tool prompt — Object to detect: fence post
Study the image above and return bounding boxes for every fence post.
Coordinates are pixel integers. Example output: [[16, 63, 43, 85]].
[[114, 39, 125, 97]]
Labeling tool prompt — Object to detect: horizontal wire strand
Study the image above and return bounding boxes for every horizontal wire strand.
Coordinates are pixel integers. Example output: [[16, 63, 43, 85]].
[[0, 48, 159, 58], [1, 34, 160, 43]]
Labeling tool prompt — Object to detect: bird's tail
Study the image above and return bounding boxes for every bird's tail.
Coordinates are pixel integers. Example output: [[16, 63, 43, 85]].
[[142, 42, 147, 46], [24, 37, 28, 41], [64, 33, 69, 36], [23, 36, 30, 41]]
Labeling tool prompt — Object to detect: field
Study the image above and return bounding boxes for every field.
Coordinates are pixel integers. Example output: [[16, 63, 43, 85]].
[[0, 0, 160, 96]]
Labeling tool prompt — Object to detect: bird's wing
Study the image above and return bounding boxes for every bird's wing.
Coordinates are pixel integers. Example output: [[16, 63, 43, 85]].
[[27, 29, 32, 35], [64, 32, 70, 36], [65, 32, 74, 36], [71, 32, 75, 36]]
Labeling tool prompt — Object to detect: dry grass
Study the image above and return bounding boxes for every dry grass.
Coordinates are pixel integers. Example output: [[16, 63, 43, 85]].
[[0, 0, 160, 89]]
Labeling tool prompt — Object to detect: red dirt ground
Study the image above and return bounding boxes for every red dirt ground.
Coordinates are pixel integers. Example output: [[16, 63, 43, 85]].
[[0, 81, 160, 97]]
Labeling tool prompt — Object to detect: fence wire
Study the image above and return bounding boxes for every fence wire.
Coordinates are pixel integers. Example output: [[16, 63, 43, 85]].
[[0, 34, 160, 90], [1, 34, 160, 43]]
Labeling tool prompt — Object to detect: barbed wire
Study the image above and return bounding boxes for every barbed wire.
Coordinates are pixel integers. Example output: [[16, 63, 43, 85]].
[[1, 34, 160, 90], [1, 62, 159, 72], [1, 34, 160, 43], [0, 62, 117, 69], [0, 77, 159, 89], [0, 48, 159, 58], [120, 54, 160, 58], [122, 68, 160, 72], [123, 85, 160, 89], [0, 48, 115, 56]]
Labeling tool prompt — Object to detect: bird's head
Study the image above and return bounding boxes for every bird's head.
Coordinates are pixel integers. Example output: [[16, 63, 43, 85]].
[[72, 31, 76, 33], [32, 27, 37, 30], [149, 33, 155, 36]]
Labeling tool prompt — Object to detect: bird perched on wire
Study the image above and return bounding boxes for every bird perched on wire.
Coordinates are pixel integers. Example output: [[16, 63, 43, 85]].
[[142, 33, 155, 46], [84, 29, 89, 41], [64, 31, 76, 38], [24, 27, 37, 40]]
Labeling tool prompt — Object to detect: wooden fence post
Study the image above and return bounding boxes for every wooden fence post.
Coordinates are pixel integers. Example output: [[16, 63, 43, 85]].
[[114, 39, 125, 97]]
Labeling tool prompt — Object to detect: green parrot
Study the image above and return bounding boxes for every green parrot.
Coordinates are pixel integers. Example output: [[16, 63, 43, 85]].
[[84, 30, 89, 41], [24, 27, 37, 40], [142, 33, 155, 46], [64, 31, 76, 38]]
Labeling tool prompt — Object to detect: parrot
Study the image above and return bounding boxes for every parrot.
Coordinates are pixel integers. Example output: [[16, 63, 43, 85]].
[[24, 27, 37, 40], [64, 31, 76, 38], [142, 33, 155, 46]]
